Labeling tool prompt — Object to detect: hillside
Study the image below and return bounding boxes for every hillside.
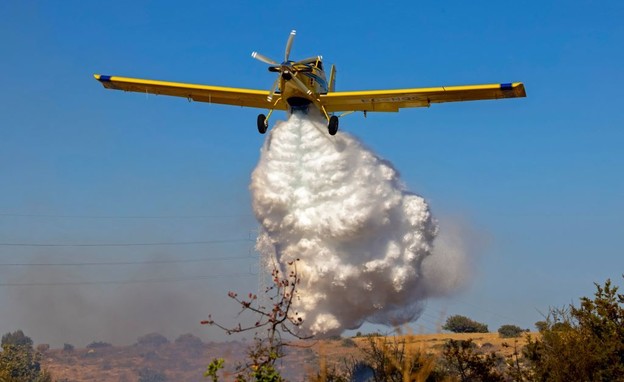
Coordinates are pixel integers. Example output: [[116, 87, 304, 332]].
[[40, 332, 536, 381]]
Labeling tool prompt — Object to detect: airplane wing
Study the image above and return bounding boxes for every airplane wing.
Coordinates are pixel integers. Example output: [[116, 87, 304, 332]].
[[320, 82, 526, 112], [94, 74, 288, 110]]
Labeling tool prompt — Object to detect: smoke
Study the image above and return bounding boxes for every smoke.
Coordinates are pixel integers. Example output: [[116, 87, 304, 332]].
[[250, 110, 467, 336], [0, 239, 256, 347]]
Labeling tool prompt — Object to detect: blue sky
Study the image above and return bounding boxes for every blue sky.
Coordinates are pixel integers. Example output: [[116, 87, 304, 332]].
[[1, 1, 623, 345]]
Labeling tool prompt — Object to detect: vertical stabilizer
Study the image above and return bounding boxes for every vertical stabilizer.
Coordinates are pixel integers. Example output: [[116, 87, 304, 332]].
[[329, 64, 337, 92]]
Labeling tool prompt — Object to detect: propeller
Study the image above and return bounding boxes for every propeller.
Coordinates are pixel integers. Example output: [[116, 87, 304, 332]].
[[251, 30, 320, 102], [284, 30, 296, 62], [251, 51, 277, 66]]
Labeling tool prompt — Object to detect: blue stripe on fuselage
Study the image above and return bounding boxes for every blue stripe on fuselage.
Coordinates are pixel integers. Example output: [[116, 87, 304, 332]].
[[302, 72, 328, 92]]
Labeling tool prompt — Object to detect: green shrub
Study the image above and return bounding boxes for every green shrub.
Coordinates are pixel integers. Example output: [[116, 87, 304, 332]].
[[442, 339, 504, 381], [1, 330, 33, 348], [442, 315, 489, 333], [497, 324, 524, 338], [0, 331, 53, 382], [524, 277, 624, 381]]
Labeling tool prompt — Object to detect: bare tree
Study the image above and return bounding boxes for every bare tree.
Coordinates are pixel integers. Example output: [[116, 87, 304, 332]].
[[202, 258, 310, 380]]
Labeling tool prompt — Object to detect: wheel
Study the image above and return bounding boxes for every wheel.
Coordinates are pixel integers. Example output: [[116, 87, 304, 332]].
[[257, 114, 268, 134], [328, 115, 339, 135]]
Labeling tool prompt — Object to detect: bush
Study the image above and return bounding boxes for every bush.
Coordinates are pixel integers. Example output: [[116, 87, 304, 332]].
[[353, 336, 437, 382], [86, 341, 112, 349], [524, 277, 624, 381], [137, 333, 169, 347], [63, 343, 74, 352], [534, 320, 548, 332], [442, 315, 489, 333], [138, 367, 167, 382], [497, 324, 524, 338], [174, 333, 203, 348], [442, 339, 504, 381], [1, 330, 33, 348], [0, 332, 53, 382]]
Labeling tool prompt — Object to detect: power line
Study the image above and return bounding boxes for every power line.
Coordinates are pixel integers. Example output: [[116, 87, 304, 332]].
[[0, 255, 255, 267], [0, 238, 252, 247], [0, 213, 253, 220], [452, 299, 516, 322], [0, 273, 255, 287]]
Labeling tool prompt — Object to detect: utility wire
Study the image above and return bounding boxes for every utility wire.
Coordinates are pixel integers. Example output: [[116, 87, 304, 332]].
[[0, 213, 253, 219], [0, 273, 254, 287], [0, 238, 252, 247], [0, 255, 254, 267]]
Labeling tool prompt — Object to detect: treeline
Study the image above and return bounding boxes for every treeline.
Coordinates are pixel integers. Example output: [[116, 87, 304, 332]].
[[0, 331, 206, 382]]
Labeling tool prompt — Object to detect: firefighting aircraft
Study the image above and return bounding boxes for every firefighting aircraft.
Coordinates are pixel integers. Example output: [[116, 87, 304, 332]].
[[94, 30, 526, 136]]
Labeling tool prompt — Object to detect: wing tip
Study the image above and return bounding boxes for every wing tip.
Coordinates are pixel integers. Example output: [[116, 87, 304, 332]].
[[94, 74, 112, 82], [514, 82, 527, 97], [501, 82, 526, 97]]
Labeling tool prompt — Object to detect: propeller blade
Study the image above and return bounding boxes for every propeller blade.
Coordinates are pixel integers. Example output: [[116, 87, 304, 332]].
[[284, 30, 296, 62], [291, 74, 312, 96], [251, 51, 278, 65], [267, 76, 280, 102], [294, 56, 321, 65]]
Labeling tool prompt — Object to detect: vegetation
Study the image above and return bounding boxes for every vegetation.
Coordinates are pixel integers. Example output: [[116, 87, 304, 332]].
[[86, 341, 112, 349], [0, 331, 52, 382], [137, 333, 169, 347], [202, 259, 306, 381], [440, 339, 504, 381], [1, 331, 33, 348], [442, 315, 489, 333], [533, 320, 548, 332], [524, 276, 624, 381], [497, 324, 525, 338], [352, 335, 437, 382], [6, 275, 617, 381], [174, 333, 203, 348], [340, 338, 356, 348], [138, 367, 167, 382]]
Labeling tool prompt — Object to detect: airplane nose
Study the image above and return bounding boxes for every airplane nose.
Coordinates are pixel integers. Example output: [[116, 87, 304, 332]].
[[281, 72, 292, 80]]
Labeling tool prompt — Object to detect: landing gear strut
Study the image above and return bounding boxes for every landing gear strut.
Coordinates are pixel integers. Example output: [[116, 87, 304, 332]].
[[328, 115, 339, 136], [257, 114, 268, 134]]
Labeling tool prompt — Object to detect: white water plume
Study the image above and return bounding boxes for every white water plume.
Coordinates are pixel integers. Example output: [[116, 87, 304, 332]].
[[250, 109, 461, 336]]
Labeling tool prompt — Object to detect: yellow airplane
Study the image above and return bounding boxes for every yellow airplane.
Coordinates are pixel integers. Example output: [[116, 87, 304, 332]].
[[94, 30, 526, 135]]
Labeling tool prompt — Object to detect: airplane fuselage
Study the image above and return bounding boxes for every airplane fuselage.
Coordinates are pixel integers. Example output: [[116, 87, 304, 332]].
[[271, 59, 328, 109]]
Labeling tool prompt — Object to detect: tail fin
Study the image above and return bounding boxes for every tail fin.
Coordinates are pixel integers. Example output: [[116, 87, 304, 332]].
[[328, 64, 337, 92]]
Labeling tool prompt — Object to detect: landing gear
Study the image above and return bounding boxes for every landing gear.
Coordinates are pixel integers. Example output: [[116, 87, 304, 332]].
[[328, 115, 339, 136], [257, 114, 268, 134]]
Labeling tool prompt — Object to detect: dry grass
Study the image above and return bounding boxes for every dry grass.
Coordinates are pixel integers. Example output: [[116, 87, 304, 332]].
[[41, 332, 538, 381]]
